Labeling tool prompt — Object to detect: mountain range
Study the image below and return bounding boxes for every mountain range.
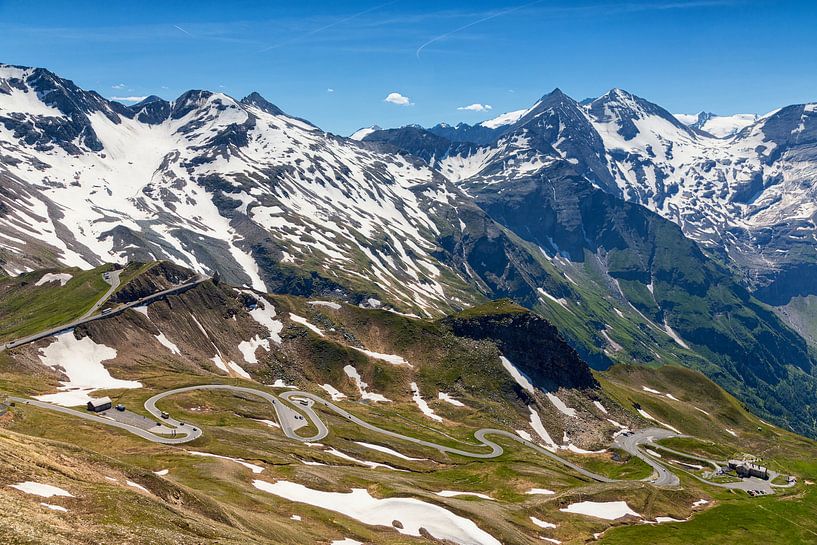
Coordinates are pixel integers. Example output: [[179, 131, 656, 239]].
[[3, 62, 817, 438]]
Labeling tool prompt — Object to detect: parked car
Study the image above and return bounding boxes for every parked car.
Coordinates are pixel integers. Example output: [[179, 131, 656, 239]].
[[115, 404, 125, 411]]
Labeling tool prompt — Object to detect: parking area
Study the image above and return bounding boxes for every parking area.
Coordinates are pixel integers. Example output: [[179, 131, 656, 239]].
[[97, 407, 162, 431]]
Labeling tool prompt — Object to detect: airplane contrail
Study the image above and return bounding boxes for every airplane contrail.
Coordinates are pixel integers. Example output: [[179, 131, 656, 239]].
[[259, 1, 397, 53], [416, 0, 544, 59], [173, 24, 193, 37]]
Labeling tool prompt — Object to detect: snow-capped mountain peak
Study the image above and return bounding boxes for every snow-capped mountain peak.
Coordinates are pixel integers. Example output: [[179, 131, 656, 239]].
[[349, 125, 381, 140]]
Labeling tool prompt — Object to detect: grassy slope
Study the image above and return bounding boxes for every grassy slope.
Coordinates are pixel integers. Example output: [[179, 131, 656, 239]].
[[3, 270, 817, 544], [598, 364, 817, 545], [0, 265, 112, 342]]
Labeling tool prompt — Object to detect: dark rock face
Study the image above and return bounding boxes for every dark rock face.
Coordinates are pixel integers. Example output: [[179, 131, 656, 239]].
[[110, 261, 196, 304], [443, 307, 598, 391], [128, 96, 171, 125], [240, 92, 285, 116], [362, 126, 478, 164], [426, 122, 502, 146]]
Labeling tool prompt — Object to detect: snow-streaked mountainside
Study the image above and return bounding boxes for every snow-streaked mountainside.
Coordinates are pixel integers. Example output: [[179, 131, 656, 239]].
[[0, 64, 489, 314], [5, 63, 817, 435], [366, 88, 817, 303]]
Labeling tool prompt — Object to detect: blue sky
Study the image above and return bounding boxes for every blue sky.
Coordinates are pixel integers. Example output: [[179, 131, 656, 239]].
[[1, 0, 815, 134]]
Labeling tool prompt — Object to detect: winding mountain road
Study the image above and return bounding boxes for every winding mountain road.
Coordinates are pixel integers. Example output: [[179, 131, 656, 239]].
[[613, 428, 681, 487], [6, 383, 698, 486]]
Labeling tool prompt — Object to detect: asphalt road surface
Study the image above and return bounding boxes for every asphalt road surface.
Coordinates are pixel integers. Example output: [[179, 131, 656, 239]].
[[613, 428, 681, 487], [6, 397, 202, 444], [80, 269, 121, 320]]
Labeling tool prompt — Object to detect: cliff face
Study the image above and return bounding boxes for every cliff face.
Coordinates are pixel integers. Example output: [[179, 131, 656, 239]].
[[442, 302, 598, 391]]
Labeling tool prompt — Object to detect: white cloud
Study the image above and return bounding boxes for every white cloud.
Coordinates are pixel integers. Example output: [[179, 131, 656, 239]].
[[327, 88, 335, 93], [110, 96, 148, 103], [384, 92, 413, 106], [111, 83, 126, 89], [457, 103, 492, 112]]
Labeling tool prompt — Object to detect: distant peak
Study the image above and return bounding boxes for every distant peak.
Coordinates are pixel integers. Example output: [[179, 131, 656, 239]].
[[240, 92, 284, 116], [605, 87, 635, 100], [130, 95, 165, 108], [542, 87, 568, 100]]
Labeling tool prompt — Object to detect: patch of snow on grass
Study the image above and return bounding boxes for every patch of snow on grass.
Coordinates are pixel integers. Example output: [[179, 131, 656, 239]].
[[537, 288, 569, 309], [189, 451, 264, 474], [411, 382, 442, 422], [126, 481, 150, 494], [560, 501, 641, 520], [254, 418, 280, 429], [323, 448, 402, 470], [516, 429, 533, 441], [35, 272, 73, 286], [593, 401, 608, 414], [436, 490, 493, 500], [663, 319, 690, 349], [320, 384, 347, 400], [271, 379, 296, 388], [155, 332, 180, 355], [528, 407, 559, 451], [642, 386, 662, 394], [309, 300, 341, 310], [211, 354, 230, 373], [546, 393, 577, 418], [154, 469, 169, 476], [725, 428, 737, 437], [500, 355, 535, 394], [525, 488, 555, 495], [245, 294, 283, 344], [564, 443, 606, 455], [608, 419, 629, 430], [40, 503, 68, 512], [227, 360, 251, 379], [352, 347, 411, 366], [438, 392, 465, 407], [343, 365, 390, 402], [653, 516, 685, 523], [636, 409, 681, 434], [10, 482, 73, 498], [530, 517, 556, 529], [238, 336, 269, 364], [35, 331, 141, 406], [289, 313, 324, 336], [692, 499, 709, 508], [331, 540, 363, 545], [211, 354, 250, 379], [252, 480, 502, 545], [354, 442, 426, 461]]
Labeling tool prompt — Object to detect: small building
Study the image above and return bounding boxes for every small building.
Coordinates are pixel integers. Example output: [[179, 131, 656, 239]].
[[728, 459, 769, 480], [87, 397, 112, 413]]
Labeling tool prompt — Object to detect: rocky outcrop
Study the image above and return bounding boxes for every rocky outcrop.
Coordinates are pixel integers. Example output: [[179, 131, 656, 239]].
[[442, 302, 598, 391]]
